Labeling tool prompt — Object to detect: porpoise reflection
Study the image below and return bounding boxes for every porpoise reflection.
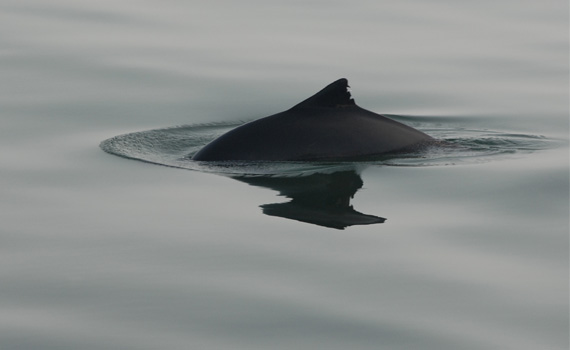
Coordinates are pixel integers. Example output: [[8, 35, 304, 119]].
[[232, 169, 385, 229]]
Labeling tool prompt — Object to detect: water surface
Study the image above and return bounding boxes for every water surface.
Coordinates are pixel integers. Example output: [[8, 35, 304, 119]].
[[1, 0, 568, 349]]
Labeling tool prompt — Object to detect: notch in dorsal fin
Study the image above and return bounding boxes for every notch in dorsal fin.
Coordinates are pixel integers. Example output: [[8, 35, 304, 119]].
[[293, 78, 356, 109]]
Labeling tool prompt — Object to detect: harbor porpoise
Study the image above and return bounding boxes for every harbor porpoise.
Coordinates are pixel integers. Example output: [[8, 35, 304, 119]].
[[192, 78, 434, 161]]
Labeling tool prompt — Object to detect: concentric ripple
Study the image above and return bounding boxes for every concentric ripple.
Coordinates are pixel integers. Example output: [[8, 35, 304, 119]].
[[100, 116, 555, 176]]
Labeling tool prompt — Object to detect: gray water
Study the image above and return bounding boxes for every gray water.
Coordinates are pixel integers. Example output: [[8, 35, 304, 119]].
[[1, 1, 568, 349]]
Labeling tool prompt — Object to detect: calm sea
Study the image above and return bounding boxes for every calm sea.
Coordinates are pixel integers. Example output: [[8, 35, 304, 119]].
[[1, 0, 568, 349]]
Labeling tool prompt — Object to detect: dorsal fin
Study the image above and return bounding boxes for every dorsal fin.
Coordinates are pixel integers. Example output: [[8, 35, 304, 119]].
[[292, 78, 355, 108]]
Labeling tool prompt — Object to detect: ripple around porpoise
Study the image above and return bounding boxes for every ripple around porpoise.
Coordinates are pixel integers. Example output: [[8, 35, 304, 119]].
[[100, 116, 557, 176]]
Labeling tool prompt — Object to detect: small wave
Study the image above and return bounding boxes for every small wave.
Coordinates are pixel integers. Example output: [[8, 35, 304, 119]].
[[100, 117, 556, 175]]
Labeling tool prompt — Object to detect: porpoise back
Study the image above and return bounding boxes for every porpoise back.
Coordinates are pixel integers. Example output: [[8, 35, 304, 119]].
[[192, 78, 434, 161]]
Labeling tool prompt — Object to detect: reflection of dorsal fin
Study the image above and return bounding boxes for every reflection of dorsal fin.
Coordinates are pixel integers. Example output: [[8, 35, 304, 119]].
[[293, 78, 356, 109]]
